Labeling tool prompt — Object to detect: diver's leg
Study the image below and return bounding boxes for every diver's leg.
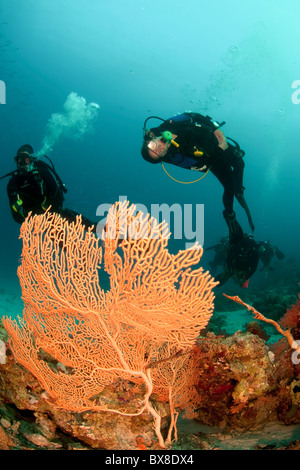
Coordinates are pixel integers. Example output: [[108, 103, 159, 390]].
[[211, 163, 245, 240], [210, 165, 235, 213]]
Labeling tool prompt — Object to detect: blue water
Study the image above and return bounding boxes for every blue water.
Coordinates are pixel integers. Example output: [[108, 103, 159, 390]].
[[0, 0, 299, 317]]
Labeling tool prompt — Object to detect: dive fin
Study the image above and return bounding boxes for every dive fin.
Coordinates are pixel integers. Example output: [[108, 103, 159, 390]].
[[235, 193, 255, 232], [223, 210, 243, 242]]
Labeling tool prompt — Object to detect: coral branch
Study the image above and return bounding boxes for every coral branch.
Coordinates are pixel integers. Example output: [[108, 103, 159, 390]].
[[224, 294, 300, 354]]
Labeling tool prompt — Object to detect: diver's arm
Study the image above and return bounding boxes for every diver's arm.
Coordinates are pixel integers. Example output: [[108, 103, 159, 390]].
[[7, 179, 25, 223], [274, 247, 285, 260], [205, 244, 218, 251], [215, 269, 231, 287], [8, 192, 25, 223], [10, 205, 25, 224]]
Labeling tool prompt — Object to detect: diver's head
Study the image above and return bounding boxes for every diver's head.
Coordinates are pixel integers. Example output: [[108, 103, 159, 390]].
[[15, 145, 36, 172], [141, 130, 171, 162]]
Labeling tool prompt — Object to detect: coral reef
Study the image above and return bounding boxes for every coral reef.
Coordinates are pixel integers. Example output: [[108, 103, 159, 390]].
[[182, 295, 300, 433], [191, 331, 278, 429]]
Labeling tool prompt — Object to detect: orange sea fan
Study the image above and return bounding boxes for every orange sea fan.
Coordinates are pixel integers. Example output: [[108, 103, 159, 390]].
[[3, 201, 217, 448]]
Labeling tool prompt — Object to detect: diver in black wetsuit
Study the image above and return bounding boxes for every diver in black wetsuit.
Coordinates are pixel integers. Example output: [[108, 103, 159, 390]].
[[141, 112, 255, 232], [215, 211, 260, 288], [2, 145, 96, 231]]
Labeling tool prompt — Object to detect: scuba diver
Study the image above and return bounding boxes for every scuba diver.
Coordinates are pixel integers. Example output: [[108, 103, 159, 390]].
[[205, 235, 229, 274], [257, 240, 285, 272], [141, 112, 255, 232], [1, 145, 96, 231], [215, 211, 260, 288]]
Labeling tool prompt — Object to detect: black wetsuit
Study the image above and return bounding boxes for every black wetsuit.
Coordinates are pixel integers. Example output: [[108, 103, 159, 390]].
[[7, 159, 96, 230], [142, 112, 245, 215]]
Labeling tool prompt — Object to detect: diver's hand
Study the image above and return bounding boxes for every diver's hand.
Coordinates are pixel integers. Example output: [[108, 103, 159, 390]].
[[11, 195, 24, 217]]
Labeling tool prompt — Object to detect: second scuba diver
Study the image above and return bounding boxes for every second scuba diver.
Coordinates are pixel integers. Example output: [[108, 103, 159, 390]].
[[3, 145, 97, 231]]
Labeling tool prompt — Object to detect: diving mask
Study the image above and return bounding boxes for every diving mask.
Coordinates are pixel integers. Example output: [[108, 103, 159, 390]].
[[15, 152, 35, 172], [147, 137, 169, 159], [147, 132, 179, 159]]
